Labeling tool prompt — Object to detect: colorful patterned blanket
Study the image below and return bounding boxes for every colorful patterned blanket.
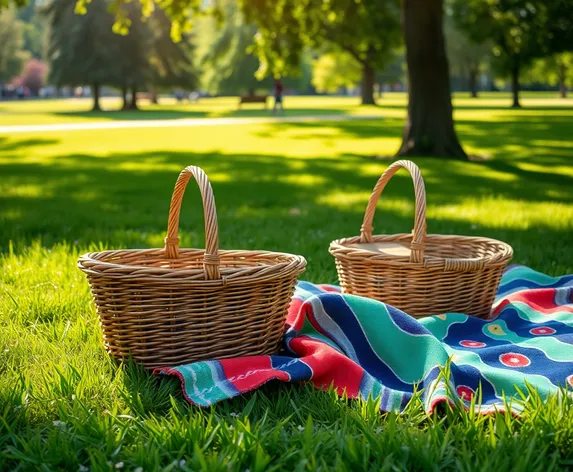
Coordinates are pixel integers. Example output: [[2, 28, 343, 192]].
[[156, 266, 573, 414]]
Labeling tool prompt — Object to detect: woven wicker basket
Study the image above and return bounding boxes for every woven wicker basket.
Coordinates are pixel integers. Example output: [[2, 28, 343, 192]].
[[329, 160, 513, 318], [79, 165, 306, 369]]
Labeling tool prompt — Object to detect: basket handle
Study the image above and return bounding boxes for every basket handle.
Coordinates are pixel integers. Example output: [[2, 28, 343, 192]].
[[164, 166, 220, 280], [360, 160, 426, 263]]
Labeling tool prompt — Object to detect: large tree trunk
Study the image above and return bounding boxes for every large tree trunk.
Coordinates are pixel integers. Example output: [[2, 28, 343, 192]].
[[92, 83, 101, 112], [559, 63, 567, 98], [129, 84, 139, 110], [361, 63, 376, 105], [469, 68, 478, 98], [397, 0, 467, 159], [511, 64, 521, 108], [121, 85, 128, 110]]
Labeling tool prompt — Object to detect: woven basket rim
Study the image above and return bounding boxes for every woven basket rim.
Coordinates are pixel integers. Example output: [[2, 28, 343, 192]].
[[329, 232, 513, 269], [78, 247, 307, 285]]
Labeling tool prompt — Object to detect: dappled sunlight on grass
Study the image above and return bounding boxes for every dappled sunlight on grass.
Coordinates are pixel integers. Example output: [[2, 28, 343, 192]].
[[317, 190, 376, 210], [426, 160, 519, 182], [429, 196, 573, 231], [515, 161, 573, 177], [2, 183, 51, 198], [278, 173, 328, 186]]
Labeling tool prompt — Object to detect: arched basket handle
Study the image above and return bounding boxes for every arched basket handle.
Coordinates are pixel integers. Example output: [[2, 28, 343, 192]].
[[164, 166, 220, 280], [359, 160, 427, 263]]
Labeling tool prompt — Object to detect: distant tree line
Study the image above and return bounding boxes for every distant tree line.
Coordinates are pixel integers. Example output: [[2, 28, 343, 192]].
[[0, 0, 196, 109], [0, 0, 572, 157], [47, 0, 196, 110], [1, 0, 571, 108]]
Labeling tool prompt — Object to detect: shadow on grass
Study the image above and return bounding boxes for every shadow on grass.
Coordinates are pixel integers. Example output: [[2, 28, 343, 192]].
[[263, 113, 573, 164], [0, 136, 60, 152], [51, 106, 359, 122], [1, 140, 571, 278], [384, 102, 573, 111]]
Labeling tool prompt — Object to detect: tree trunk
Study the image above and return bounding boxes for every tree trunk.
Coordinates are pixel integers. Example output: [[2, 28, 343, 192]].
[[121, 85, 128, 110], [361, 63, 376, 105], [92, 83, 101, 111], [150, 88, 159, 104], [469, 69, 478, 98], [129, 84, 139, 110], [559, 63, 567, 99], [397, 0, 467, 159], [511, 64, 521, 108]]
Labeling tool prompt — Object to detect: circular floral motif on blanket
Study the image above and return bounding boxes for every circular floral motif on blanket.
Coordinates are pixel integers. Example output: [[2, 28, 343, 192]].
[[456, 385, 475, 401], [567, 375, 573, 389], [529, 326, 556, 336], [500, 352, 531, 368], [459, 340, 486, 348]]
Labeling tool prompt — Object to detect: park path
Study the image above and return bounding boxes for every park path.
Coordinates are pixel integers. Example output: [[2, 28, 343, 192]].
[[0, 114, 381, 134]]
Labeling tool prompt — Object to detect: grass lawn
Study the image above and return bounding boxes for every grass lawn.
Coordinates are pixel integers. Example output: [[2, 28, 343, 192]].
[[1, 94, 573, 470], [1, 91, 572, 126]]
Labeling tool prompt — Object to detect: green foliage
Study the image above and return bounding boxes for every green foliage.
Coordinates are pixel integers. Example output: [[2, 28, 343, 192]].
[[0, 0, 26, 8], [15, 0, 47, 59], [147, 11, 196, 90], [0, 9, 30, 83], [195, 0, 312, 95], [312, 51, 362, 93], [45, 0, 196, 93], [195, 0, 263, 94], [444, 14, 490, 80], [241, 0, 401, 79], [526, 53, 573, 88], [46, 0, 121, 88], [451, 0, 573, 77]]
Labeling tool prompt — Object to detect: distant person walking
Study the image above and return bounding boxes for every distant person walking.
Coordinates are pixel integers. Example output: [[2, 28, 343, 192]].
[[272, 78, 283, 115]]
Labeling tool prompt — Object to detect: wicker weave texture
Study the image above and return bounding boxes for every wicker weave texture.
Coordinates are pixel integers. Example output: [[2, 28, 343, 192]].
[[79, 166, 306, 369], [329, 160, 513, 318]]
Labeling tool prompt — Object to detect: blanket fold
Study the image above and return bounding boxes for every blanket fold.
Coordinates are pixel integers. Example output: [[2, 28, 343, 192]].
[[155, 266, 573, 414]]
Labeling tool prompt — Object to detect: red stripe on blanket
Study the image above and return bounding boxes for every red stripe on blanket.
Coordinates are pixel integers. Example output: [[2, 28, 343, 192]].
[[289, 336, 363, 398], [317, 285, 341, 293], [493, 288, 573, 317], [219, 356, 290, 392], [286, 297, 305, 330]]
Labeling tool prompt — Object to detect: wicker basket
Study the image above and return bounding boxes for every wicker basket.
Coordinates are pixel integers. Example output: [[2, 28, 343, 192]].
[[329, 160, 513, 318], [79, 166, 306, 369]]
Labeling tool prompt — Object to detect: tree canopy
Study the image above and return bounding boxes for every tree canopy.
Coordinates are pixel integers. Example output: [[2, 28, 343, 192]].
[[526, 52, 573, 98], [311, 50, 362, 94], [241, 0, 402, 104], [0, 9, 30, 84], [15, 0, 46, 59], [444, 14, 490, 98], [451, 0, 573, 107], [195, 0, 263, 95], [46, 0, 196, 110]]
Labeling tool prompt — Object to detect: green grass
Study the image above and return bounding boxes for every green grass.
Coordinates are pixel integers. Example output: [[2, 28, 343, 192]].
[[1, 94, 573, 470], [1, 92, 572, 126]]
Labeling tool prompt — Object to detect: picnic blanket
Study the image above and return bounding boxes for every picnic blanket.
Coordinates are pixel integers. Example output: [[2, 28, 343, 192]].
[[155, 266, 573, 414]]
